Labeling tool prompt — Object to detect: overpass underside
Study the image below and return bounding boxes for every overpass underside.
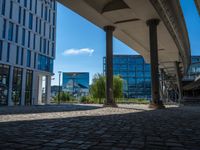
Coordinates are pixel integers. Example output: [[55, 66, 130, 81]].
[[57, 0, 191, 107]]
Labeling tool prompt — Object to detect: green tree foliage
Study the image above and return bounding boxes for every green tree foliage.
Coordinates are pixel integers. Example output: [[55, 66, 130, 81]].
[[53, 92, 71, 103], [90, 74, 105, 104], [113, 76, 123, 99], [90, 74, 123, 103]]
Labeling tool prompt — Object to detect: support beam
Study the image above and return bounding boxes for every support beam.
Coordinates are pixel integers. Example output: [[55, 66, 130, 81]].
[[104, 25, 117, 107], [175, 61, 183, 104], [146, 19, 165, 109]]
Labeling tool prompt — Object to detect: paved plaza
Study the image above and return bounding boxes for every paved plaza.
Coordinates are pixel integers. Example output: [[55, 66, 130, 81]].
[[0, 104, 200, 150]]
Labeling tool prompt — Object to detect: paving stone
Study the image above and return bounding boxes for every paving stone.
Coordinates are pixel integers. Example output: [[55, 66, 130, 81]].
[[0, 104, 200, 149]]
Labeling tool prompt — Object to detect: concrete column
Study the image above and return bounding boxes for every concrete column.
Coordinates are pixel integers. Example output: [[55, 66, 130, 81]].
[[146, 19, 164, 108], [103, 25, 117, 107], [21, 68, 26, 106], [46, 75, 51, 105], [175, 61, 183, 104], [31, 71, 38, 105], [8, 66, 14, 106], [38, 75, 43, 105]]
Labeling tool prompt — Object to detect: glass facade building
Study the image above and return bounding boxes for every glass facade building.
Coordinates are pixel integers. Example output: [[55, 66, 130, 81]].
[[62, 72, 89, 96], [103, 55, 151, 99], [0, 0, 56, 106], [185, 56, 200, 80]]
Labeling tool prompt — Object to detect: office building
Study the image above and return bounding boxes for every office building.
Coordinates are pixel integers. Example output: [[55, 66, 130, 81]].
[[0, 0, 57, 106], [103, 55, 151, 99], [62, 72, 89, 96], [183, 56, 200, 97]]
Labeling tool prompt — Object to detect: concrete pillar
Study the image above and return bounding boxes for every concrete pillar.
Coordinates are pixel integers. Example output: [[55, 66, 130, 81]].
[[38, 75, 43, 105], [46, 75, 51, 105], [8, 66, 14, 106], [31, 71, 37, 105], [21, 68, 26, 106], [103, 25, 117, 107], [175, 61, 183, 104], [146, 19, 164, 108]]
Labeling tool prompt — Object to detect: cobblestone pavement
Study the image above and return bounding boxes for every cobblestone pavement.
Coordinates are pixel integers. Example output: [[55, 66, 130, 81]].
[[0, 104, 200, 150]]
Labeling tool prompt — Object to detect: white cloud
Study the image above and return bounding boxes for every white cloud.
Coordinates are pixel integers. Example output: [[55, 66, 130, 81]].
[[62, 48, 94, 56]]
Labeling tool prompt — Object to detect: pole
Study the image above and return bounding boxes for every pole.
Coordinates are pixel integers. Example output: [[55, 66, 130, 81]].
[[58, 71, 61, 104]]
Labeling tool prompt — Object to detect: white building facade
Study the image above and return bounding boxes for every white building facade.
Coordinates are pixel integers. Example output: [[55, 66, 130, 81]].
[[0, 0, 56, 106]]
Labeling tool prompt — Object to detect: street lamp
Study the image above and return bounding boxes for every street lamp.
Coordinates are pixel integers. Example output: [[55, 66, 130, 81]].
[[58, 71, 62, 104], [72, 73, 76, 96]]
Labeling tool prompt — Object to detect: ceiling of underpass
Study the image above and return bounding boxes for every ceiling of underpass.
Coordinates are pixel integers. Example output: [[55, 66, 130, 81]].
[[57, 0, 190, 77]]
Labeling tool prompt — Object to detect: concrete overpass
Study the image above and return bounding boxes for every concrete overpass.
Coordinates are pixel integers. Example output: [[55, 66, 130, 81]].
[[195, 0, 200, 15], [57, 0, 191, 108]]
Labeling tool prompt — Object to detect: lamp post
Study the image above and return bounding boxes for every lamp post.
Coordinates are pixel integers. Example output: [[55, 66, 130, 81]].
[[58, 71, 62, 104], [72, 73, 76, 96]]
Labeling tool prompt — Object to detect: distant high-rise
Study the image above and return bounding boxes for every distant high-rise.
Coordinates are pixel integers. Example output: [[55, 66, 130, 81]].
[[0, 0, 57, 106], [103, 55, 151, 99]]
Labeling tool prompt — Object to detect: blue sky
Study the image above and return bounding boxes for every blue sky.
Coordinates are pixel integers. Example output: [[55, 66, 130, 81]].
[[52, 0, 200, 85]]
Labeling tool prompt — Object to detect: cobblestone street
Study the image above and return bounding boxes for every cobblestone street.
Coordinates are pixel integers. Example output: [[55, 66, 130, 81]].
[[0, 104, 200, 150]]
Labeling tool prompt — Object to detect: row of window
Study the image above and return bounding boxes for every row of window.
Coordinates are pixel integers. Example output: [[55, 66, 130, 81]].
[[38, 54, 53, 72], [0, 41, 53, 73], [2, 19, 55, 57], [104, 57, 147, 64], [1, 0, 56, 25], [0, 64, 33, 105]]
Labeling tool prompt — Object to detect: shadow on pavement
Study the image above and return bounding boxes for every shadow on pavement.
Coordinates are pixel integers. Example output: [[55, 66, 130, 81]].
[[0, 106, 200, 149], [0, 104, 102, 115]]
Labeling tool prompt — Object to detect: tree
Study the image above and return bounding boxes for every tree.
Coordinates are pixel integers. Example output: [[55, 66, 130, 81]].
[[90, 74, 105, 104], [90, 74, 123, 103], [113, 76, 123, 99]]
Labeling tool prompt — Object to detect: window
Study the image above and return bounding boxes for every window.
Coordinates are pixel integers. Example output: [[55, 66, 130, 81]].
[[40, 37, 42, 52], [15, 25, 19, 43], [41, 3, 43, 18], [21, 48, 24, 65], [53, 12, 56, 26], [12, 67, 22, 106], [36, 17, 38, 32], [26, 50, 31, 67], [47, 41, 49, 55], [48, 9, 51, 22], [23, 9, 26, 26], [2, 19, 6, 39], [45, 6, 47, 21], [8, 22, 14, 41], [29, 0, 32, 10], [0, 64, 10, 106], [9, 1, 13, 19], [7, 43, 10, 62], [22, 29, 25, 46], [39, 19, 41, 34], [1, 0, 6, 15], [16, 47, 19, 64], [25, 70, 33, 106], [28, 31, 31, 48], [18, 7, 21, 24], [33, 34, 36, 50], [0, 41, 2, 60], [52, 28, 55, 41], [24, 0, 27, 7], [38, 54, 53, 72], [29, 13, 33, 29], [34, 53, 37, 68], [35, 0, 37, 13], [49, 26, 51, 39], [43, 22, 46, 36], [52, 43, 54, 57], [43, 39, 46, 54]]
